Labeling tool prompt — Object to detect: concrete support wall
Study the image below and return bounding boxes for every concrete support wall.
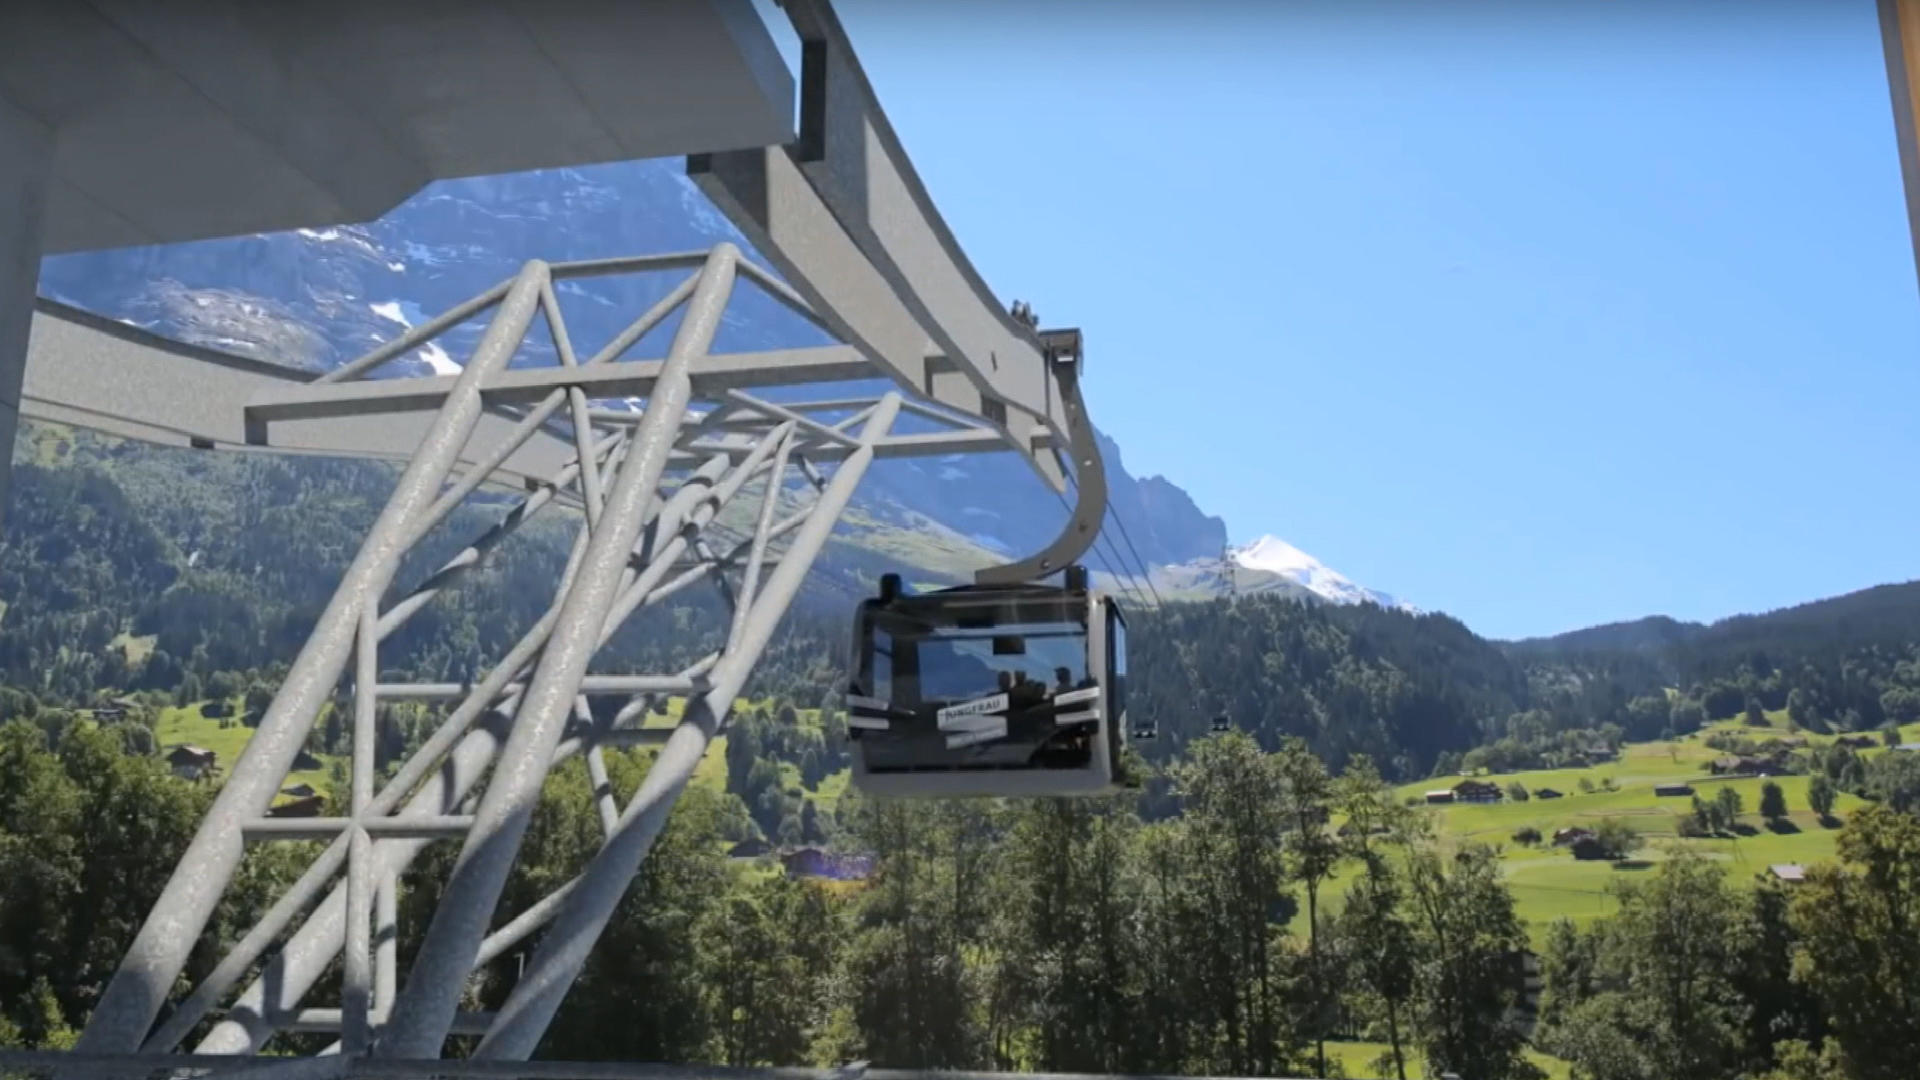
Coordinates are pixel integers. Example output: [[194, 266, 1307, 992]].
[[0, 93, 51, 518]]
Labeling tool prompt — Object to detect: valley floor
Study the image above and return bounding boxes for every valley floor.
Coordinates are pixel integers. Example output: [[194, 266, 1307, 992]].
[[1380, 711, 1920, 943], [156, 692, 1920, 945]]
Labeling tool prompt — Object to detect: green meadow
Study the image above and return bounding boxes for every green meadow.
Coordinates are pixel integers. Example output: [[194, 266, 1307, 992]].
[[1375, 712, 1913, 942]]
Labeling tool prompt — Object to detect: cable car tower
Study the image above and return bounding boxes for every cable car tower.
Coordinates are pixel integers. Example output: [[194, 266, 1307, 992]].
[[0, 0, 1121, 1070]]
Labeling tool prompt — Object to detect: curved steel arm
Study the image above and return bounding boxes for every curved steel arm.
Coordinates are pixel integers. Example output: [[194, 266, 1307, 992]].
[[975, 329, 1106, 586]]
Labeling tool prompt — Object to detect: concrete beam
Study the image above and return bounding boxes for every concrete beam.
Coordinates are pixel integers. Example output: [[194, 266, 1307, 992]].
[[0, 94, 52, 518], [3, 0, 795, 253], [1882, 0, 1920, 293], [21, 300, 1002, 482], [691, 145, 1066, 493], [691, 3, 1082, 495], [785, 0, 1068, 467], [21, 299, 575, 489]]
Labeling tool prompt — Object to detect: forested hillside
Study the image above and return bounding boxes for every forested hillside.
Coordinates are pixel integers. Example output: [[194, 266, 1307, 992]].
[[0, 423, 866, 707], [6, 419, 1920, 789]]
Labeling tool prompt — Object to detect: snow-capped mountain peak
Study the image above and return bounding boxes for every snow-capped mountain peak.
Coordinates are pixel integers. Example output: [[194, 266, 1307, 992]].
[[1228, 535, 1416, 612]]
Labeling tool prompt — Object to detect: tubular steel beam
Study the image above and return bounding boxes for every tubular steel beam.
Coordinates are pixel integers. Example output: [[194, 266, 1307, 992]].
[[245, 347, 874, 426], [77, 260, 550, 1055], [374, 675, 707, 700], [192, 436, 774, 1055], [379, 245, 741, 1059], [195, 458, 771, 1055], [172, 314, 719, 1055], [476, 395, 902, 1060]]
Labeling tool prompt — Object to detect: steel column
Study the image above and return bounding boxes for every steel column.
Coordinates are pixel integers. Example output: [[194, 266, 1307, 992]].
[[476, 394, 902, 1059], [78, 261, 549, 1053], [342, 605, 379, 1054], [75, 209, 1056, 1067], [379, 245, 741, 1058], [189, 431, 771, 1052]]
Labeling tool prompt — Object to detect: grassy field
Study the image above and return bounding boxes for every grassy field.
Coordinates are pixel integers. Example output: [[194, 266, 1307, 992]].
[[151, 688, 845, 813], [155, 700, 342, 802], [1320, 1039, 1571, 1079], [641, 695, 853, 809], [108, 631, 157, 666], [1381, 715, 1910, 942]]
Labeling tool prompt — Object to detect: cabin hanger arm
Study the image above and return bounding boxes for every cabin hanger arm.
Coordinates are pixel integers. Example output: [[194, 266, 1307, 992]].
[[975, 327, 1106, 587]]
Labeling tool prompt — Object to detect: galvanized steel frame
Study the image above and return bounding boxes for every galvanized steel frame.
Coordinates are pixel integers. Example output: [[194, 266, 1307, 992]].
[[55, 0, 1125, 1060], [66, 244, 1028, 1063]]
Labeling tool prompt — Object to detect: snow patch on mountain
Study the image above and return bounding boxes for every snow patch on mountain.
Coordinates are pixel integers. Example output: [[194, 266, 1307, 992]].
[[1149, 535, 1416, 611], [1231, 535, 1415, 611], [369, 301, 409, 326], [369, 300, 460, 374]]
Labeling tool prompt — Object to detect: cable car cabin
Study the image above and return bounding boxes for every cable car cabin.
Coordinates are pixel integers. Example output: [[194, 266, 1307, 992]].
[[846, 571, 1128, 798]]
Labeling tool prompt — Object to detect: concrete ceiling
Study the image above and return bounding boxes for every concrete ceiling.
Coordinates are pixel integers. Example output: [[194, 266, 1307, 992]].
[[1, 0, 795, 254]]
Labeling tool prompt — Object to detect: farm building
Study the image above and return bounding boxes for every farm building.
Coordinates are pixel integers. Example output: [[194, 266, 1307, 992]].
[[1552, 827, 1595, 847], [166, 745, 217, 781], [1711, 755, 1783, 777], [781, 847, 875, 882], [92, 695, 142, 722], [1424, 790, 1456, 805], [1836, 734, 1877, 749], [280, 783, 317, 799], [1768, 864, 1807, 884], [1453, 779, 1503, 803], [1654, 783, 1695, 797], [1535, 788, 1564, 799], [1569, 835, 1610, 861]]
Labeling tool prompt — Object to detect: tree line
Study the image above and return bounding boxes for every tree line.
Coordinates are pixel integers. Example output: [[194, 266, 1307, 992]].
[[5, 715, 1919, 1080]]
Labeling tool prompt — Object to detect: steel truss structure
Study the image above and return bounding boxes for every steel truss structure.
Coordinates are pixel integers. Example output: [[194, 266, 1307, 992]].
[[39, 243, 1054, 1071]]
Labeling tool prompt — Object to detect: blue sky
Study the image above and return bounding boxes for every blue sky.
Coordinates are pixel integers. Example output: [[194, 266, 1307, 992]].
[[815, 0, 1920, 640]]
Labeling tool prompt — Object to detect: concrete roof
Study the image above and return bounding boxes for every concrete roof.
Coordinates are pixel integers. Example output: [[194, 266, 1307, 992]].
[[5, 0, 1099, 543], [4, 0, 794, 253]]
